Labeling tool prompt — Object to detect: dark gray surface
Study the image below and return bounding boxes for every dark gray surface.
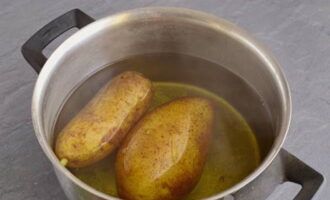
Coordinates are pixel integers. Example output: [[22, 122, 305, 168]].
[[0, 0, 329, 199]]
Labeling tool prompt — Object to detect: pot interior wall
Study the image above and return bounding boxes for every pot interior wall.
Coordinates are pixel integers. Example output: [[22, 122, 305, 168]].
[[38, 9, 287, 194]]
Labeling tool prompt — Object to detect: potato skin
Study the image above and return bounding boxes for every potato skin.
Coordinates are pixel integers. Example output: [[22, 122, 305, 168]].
[[55, 71, 153, 168], [115, 97, 214, 200]]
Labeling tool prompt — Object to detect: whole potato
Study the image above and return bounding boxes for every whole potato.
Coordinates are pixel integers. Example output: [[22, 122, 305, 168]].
[[55, 71, 153, 168], [115, 97, 214, 200]]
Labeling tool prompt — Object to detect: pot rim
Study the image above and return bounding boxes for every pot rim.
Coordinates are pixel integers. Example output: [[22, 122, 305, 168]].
[[31, 7, 292, 200]]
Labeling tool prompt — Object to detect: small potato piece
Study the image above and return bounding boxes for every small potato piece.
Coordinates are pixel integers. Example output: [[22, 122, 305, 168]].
[[115, 97, 214, 200], [55, 71, 153, 168]]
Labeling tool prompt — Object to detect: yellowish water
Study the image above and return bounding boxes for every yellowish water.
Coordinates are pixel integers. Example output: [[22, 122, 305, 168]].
[[70, 82, 260, 199]]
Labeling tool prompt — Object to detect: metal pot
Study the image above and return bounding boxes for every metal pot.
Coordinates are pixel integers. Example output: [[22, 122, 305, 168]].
[[21, 8, 324, 200]]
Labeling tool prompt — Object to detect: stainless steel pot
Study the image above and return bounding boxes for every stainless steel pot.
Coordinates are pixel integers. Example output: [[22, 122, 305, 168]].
[[21, 8, 324, 200]]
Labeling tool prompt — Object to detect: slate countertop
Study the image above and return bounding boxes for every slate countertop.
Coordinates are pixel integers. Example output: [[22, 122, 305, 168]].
[[0, 0, 329, 199]]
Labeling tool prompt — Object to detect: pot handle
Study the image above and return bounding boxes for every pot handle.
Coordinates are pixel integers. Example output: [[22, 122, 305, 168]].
[[231, 149, 325, 200], [21, 9, 94, 73]]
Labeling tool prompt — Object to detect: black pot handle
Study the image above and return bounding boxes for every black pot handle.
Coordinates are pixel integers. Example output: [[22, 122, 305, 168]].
[[21, 9, 95, 73], [231, 149, 325, 200]]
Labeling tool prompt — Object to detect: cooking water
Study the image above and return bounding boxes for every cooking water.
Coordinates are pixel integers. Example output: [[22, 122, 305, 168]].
[[54, 53, 271, 199]]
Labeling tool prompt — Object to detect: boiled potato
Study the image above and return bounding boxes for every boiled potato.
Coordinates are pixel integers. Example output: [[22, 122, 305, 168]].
[[55, 71, 153, 168], [115, 97, 214, 200]]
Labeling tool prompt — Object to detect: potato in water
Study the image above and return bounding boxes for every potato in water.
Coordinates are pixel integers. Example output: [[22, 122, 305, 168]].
[[55, 71, 153, 168], [115, 97, 214, 200]]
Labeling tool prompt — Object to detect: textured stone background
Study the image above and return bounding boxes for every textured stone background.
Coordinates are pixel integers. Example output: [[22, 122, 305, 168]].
[[0, 0, 329, 199]]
